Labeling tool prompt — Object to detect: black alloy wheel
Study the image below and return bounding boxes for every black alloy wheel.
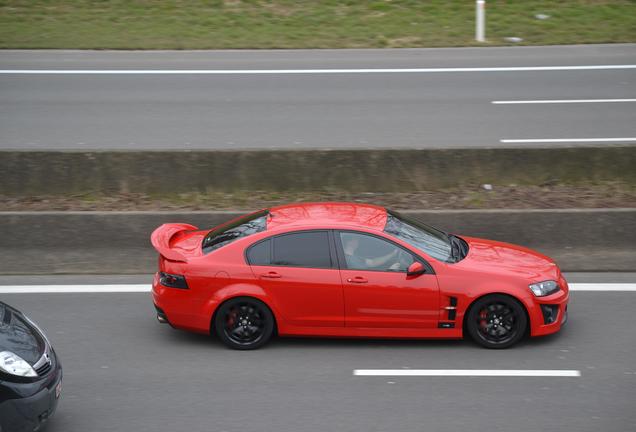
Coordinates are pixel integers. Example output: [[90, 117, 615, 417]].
[[466, 294, 527, 349], [214, 297, 274, 350]]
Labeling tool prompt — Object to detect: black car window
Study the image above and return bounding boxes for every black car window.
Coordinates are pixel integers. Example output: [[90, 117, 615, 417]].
[[339, 231, 415, 272], [203, 210, 268, 254], [272, 231, 332, 268], [247, 239, 271, 266]]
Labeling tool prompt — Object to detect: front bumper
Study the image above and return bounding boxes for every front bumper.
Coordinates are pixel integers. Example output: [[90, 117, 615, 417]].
[[530, 285, 569, 337], [0, 363, 62, 432]]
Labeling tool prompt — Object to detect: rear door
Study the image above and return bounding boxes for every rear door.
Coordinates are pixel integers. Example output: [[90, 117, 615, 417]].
[[336, 230, 440, 329], [246, 230, 344, 327]]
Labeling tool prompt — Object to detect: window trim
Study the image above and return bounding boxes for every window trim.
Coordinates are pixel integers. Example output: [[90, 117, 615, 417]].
[[245, 229, 338, 270], [334, 229, 435, 275]]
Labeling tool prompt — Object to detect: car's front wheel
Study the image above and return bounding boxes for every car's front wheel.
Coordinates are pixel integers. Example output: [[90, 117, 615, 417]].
[[214, 297, 275, 350], [466, 294, 527, 349]]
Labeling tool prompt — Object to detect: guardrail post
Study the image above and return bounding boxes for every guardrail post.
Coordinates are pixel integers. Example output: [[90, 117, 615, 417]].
[[476, 0, 486, 42]]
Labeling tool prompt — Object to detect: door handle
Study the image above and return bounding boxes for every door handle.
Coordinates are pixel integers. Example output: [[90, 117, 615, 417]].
[[347, 277, 368, 284], [260, 271, 282, 279]]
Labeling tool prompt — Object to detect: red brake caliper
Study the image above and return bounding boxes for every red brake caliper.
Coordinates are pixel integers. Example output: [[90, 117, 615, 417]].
[[479, 309, 488, 330], [226, 311, 236, 328]]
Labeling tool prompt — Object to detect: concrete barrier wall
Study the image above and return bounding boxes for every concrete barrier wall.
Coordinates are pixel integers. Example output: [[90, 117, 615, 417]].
[[1, 209, 634, 274], [2, 146, 636, 195]]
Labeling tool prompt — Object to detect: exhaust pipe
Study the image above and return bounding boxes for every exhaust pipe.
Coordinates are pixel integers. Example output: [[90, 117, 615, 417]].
[[155, 305, 169, 324]]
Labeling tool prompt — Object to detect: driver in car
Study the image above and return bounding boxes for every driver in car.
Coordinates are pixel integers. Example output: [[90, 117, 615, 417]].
[[343, 236, 404, 270]]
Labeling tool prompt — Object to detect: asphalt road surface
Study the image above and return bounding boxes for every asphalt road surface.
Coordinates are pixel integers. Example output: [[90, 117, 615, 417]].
[[1, 273, 635, 432], [1, 44, 635, 150]]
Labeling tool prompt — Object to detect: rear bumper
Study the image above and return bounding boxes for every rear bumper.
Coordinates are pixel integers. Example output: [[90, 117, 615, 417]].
[[0, 364, 62, 432], [151, 272, 212, 333]]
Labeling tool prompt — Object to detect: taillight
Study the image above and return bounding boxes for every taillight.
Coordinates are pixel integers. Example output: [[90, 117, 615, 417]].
[[159, 272, 189, 289]]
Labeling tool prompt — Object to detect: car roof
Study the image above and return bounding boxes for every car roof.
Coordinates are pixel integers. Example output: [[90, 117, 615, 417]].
[[267, 202, 388, 231]]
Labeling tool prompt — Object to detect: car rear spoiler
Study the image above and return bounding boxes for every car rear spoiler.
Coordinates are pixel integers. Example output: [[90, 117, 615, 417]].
[[150, 223, 199, 262]]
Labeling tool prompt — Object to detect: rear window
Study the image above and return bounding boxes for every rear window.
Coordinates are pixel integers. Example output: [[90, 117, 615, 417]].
[[202, 210, 268, 254]]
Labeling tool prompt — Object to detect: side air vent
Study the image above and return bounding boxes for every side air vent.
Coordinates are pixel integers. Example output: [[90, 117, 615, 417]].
[[445, 297, 458, 321]]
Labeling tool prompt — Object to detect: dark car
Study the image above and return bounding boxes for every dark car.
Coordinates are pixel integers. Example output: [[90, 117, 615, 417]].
[[0, 302, 62, 432]]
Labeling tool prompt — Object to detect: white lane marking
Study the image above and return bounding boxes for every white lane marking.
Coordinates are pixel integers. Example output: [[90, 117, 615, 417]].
[[493, 98, 636, 104], [1, 65, 636, 74], [501, 137, 636, 143], [0, 284, 151, 293], [0, 283, 633, 294], [569, 283, 636, 291], [354, 369, 581, 377]]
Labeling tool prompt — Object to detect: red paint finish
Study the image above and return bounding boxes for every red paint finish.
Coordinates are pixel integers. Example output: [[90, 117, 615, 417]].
[[341, 269, 439, 328], [151, 202, 569, 343], [249, 265, 344, 327], [268, 202, 387, 231]]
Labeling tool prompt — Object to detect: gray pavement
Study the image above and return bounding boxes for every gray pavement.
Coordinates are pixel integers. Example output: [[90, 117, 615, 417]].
[[1, 45, 635, 150], [1, 284, 634, 432]]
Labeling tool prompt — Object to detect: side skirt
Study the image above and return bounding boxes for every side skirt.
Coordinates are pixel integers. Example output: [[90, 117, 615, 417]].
[[277, 325, 463, 339]]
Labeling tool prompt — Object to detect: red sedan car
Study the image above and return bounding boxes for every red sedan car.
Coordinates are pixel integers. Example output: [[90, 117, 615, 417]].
[[151, 202, 568, 350]]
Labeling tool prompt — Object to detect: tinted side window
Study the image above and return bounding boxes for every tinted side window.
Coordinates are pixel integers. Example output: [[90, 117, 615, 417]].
[[247, 239, 271, 265], [339, 231, 415, 272], [272, 231, 332, 268]]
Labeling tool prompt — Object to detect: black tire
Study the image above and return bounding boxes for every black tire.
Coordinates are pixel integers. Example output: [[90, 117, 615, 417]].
[[214, 297, 275, 350], [465, 294, 528, 349]]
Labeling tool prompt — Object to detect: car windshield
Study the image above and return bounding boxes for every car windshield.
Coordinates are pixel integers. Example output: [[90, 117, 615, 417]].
[[202, 210, 268, 254], [384, 210, 453, 262]]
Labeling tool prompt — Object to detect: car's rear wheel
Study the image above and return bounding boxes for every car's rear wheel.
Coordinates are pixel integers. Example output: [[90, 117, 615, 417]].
[[466, 294, 527, 349], [214, 297, 274, 350]]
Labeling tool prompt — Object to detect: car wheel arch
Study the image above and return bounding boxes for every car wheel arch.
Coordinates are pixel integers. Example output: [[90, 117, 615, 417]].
[[204, 282, 268, 313]]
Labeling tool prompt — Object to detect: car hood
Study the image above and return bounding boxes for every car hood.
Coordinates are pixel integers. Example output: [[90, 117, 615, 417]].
[[0, 302, 45, 365], [460, 236, 559, 281]]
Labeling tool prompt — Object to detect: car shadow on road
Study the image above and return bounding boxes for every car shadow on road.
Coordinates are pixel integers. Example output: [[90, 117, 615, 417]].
[[269, 337, 469, 350], [153, 320, 571, 351], [155, 325, 470, 350]]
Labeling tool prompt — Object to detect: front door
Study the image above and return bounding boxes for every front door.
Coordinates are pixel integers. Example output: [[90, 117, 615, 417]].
[[336, 230, 439, 328]]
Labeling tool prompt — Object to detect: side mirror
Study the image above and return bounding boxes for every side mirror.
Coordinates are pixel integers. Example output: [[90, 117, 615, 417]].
[[407, 261, 425, 276]]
